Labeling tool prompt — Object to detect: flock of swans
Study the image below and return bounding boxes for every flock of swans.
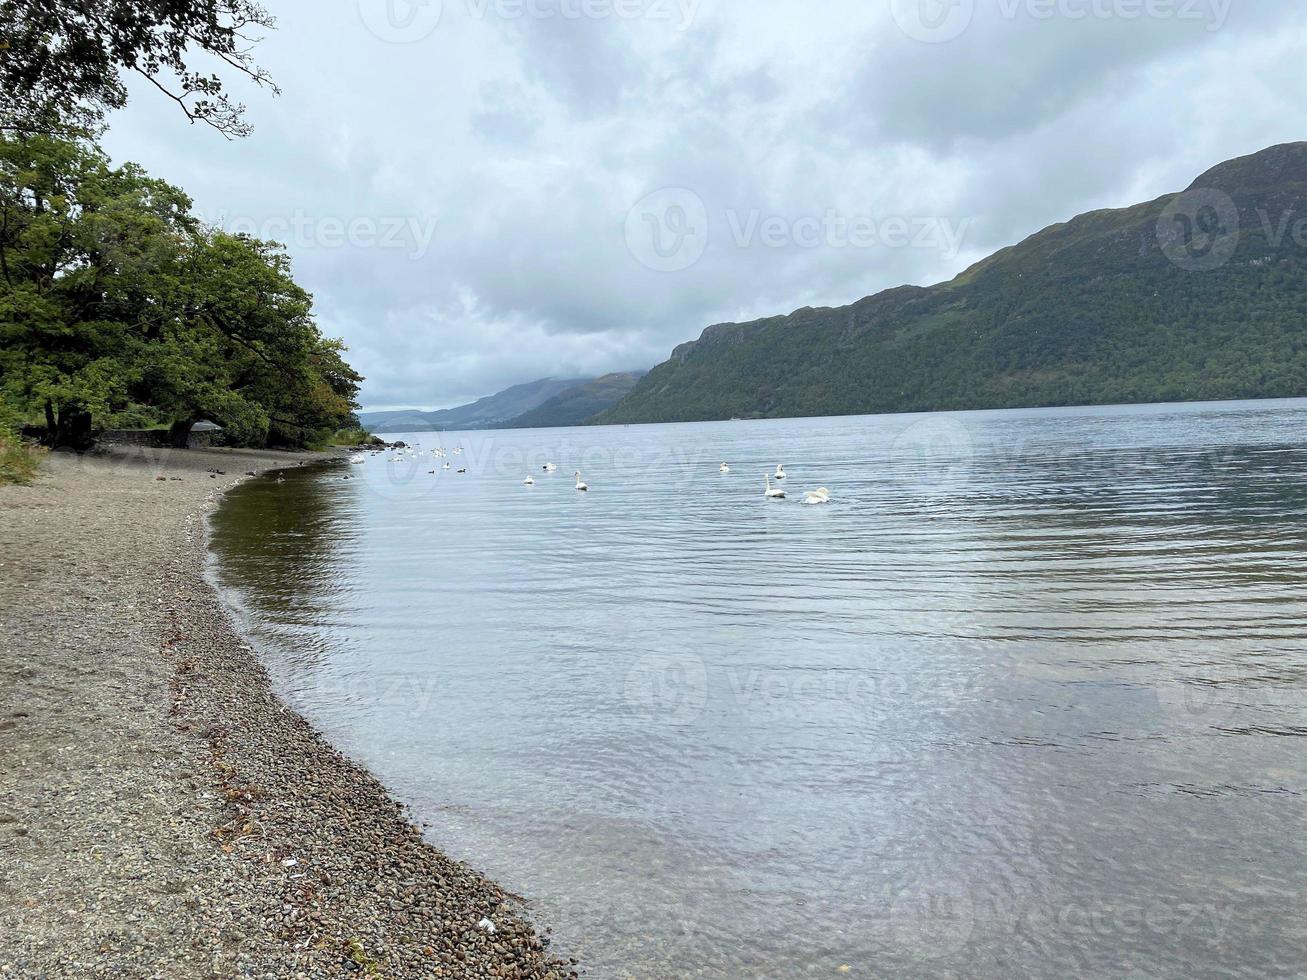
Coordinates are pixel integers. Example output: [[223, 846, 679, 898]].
[[348, 445, 832, 504]]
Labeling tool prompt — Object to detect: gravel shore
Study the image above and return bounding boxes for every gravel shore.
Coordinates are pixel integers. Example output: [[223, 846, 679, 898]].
[[0, 446, 576, 979]]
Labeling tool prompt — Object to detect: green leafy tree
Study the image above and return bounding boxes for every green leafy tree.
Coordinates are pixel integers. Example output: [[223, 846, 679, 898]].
[[0, 129, 361, 448], [0, 0, 277, 135]]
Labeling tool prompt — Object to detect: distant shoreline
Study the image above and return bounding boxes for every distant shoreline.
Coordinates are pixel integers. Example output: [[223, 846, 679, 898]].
[[0, 446, 574, 978]]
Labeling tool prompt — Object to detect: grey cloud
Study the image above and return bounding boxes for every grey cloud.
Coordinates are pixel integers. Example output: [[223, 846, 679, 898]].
[[100, 0, 1307, 410]]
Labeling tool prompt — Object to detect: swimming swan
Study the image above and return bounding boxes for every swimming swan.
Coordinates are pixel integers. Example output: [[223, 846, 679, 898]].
[[803, 487, 831, 505], [765, 474, 786, 499], [720, 462, 730, 473], [774, 464, 786, 480], [524, 475, 535, 485], [575, 471, 588, 491]]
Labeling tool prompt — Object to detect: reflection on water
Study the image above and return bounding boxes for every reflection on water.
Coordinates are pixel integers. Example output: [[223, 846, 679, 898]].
[[209, 400, 1307, 979]]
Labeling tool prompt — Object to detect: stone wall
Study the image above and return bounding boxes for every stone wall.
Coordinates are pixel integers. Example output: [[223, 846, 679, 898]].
[[99, 429, 215, 449]]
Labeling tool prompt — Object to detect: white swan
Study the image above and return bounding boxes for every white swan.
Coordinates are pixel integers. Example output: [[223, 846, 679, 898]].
[[543, 462, 558, 472], [803, 487, 831, 505], [575, 470, 588, 492], [764, 474, 786, 499], [774, 464, 786, 480], [349, 454, 366, 465], [523, 475, 535, 485], [719, 462, 730, 473]]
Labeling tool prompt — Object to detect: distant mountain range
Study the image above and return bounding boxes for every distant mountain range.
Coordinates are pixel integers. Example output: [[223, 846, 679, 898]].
[[360, 372, 644, 432], [597, 142, 1307, 424], [502, 372, 645, 428]]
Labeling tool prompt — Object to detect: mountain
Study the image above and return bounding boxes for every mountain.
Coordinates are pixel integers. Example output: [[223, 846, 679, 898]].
[[360, 377, 592, 432], [597, 143, 1307, 425], [501, 372, 647, 428]]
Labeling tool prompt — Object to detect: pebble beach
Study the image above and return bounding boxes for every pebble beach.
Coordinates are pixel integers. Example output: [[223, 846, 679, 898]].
[[0, 446, 576, 979]]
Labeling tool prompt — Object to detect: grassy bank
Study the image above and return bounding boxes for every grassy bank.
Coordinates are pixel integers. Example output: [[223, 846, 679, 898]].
[[0, 426, 42, 485]]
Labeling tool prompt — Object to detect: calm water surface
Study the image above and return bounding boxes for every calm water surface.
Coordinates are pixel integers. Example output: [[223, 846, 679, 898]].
[[209, 401, 1307, 978]]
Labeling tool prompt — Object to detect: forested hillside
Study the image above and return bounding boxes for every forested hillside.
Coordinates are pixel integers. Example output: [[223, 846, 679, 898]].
[[599, 143, 1307, 424]]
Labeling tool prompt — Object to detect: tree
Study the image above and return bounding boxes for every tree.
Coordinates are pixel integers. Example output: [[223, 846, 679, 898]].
[[0, 128, 362, 448], [0, 0, 278, 136]]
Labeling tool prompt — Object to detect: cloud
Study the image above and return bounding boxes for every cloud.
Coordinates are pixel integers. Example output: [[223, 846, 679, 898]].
[[100, 0, 1307, 410]]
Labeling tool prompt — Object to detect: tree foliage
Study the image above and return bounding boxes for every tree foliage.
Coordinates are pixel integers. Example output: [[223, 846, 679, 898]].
[[0, 129, 361, 448], [0, 0, 277, 136]]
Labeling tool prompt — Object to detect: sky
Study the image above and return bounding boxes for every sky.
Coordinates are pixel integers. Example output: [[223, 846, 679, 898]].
[[102, 0, 1307, 411]]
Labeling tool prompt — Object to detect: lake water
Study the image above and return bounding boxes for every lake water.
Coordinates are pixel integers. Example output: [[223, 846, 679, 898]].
[[208, 400, 1307, 979]]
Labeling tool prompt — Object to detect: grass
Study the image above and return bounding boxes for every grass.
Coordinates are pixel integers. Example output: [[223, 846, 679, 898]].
[[329, 427, 381, 447], [0, 426, 42, 485], [346, 938, 383, 977]]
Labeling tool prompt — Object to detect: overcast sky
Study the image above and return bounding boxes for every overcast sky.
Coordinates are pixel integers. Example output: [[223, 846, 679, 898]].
[[103, 0, 1306, 411]]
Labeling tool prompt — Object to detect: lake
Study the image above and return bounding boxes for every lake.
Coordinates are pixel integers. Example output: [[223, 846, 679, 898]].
[[208, 399, 1307, 979]]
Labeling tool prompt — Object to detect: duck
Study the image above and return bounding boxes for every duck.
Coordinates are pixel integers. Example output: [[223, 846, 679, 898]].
[[719, 462, 730, 473], [774, 464, 786, 480], [575, 470, 588, 492], [802, 487, 831, 505], [764, 474, 786, 499]]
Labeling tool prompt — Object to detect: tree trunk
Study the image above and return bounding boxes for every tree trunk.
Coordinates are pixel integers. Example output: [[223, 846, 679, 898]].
[[43, 399, 56, 447], [168, 417, 198, 449], [52, 406, 94, 451]]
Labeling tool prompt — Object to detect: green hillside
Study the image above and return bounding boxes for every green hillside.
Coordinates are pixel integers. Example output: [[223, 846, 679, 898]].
[[598, 143, 1307, 424]]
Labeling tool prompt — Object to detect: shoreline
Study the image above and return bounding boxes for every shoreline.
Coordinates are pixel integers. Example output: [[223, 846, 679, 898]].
[[0, 446, 575, 978]]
